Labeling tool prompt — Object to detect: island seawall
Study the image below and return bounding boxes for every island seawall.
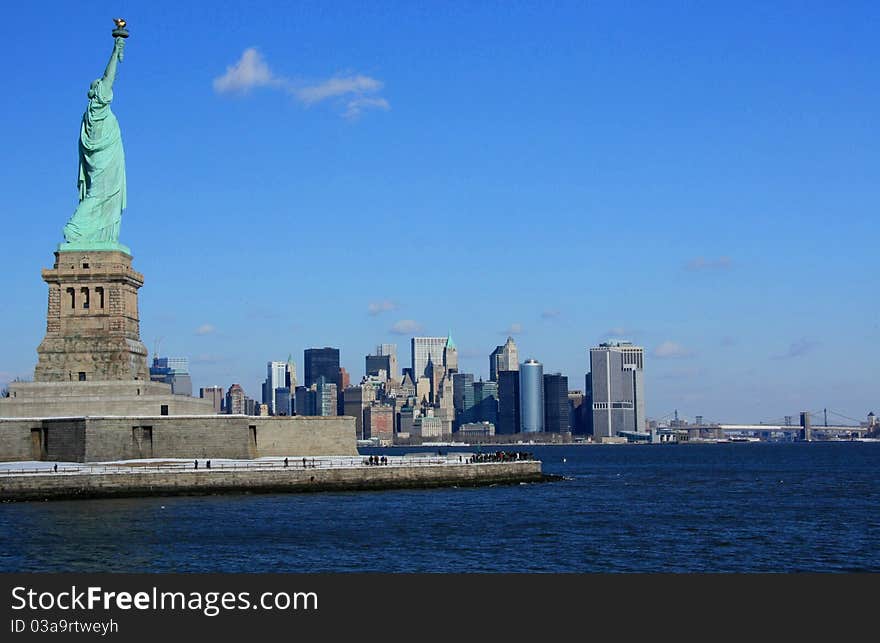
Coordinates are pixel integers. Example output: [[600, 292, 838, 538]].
[[0, 461, 545, 502]]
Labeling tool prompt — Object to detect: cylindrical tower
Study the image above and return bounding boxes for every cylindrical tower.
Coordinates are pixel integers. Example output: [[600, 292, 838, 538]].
[[519, 359, 545, 433]]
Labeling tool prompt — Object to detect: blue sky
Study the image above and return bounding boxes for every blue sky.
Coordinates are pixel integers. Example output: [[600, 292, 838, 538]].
[[1, 1, 877, 423]]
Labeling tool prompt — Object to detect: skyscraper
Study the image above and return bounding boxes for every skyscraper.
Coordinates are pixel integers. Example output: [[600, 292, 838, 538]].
[[376, 343, 398, 380], [544, 373, 571, 433], [149, 356, 192, 396], [443, 334, 458, 373], [316, 376, 338, 417], [199, 385, 224, 413], [225, 383, 246, 415], [452, 372, 475, 429], [519, 359, 544, 433], [411, 337, 447, 380], [589, 342, 646, 439], [473, 380, 499, 427], [263, 361, 288, 414], [497, 370, 520, 434], [365, 353, 392, 380], [286, 355, 297, 389], [343, 385, 376, 438], [490, 336, 519, 381], [304, 348, 341, 388]]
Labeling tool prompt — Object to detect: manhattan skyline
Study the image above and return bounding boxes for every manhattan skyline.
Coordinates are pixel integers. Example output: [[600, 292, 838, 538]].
[[0, 2, 877, 422]]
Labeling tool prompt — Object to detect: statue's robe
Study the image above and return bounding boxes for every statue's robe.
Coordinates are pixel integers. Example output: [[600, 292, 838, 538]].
[[62, 78, 127, 243]]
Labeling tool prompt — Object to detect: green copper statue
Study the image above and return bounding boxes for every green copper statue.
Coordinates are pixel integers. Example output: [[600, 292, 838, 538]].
[[60, 19, 131, 254]]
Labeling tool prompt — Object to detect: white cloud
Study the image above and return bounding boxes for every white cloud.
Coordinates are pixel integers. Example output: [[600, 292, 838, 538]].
[[195, 324, 216, 336], [294, 75, 383, 105], [214, 49, 389, 118], [344, 96, 390, 120], [500, 323, 523, 335], [368, 300, 398, 316], [390, 319, 423, 335], [213, 48, 281, 94], [654, 341, 695, 359], [684, 256, 732, 272]]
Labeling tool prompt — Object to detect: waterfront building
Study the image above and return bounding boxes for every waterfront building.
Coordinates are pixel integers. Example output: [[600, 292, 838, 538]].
[[567, 390, 587, 434], [520, 359, 545, 433], [413, 413, 445, 439], [411, 337, 447, 380], [589, 341, 646, 439], [364, 403, 394, 444], [544, 373, 571, 433], [343, 385, 376, 438], [199, 386, 224, 413], [497, 370, 520, 434], [225, 383, 246, 415], [458, 421, 495, 438]]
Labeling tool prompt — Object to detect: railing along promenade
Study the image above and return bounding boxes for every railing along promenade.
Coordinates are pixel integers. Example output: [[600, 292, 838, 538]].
[[0, 454, 536, 477]]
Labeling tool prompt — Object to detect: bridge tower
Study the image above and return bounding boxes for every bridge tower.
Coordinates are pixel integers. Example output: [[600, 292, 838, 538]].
[[799, 411, 812, 441]]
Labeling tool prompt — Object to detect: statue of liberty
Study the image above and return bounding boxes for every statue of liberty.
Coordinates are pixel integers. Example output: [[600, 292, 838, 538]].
[[61, 20, 130, 253]]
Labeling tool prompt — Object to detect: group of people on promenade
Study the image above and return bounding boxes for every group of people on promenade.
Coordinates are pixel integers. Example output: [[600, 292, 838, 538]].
[[365, 455, 389, 466], [283, 457, 317, 468], [469, 451, 533, 463]]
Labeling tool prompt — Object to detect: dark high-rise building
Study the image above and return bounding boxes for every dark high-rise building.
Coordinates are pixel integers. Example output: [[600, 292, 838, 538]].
[[544, 373, 570, 433], [568, 389, 587, 434], [294, 385, 316, 417], [365, 354, 392, 379], [274, 387, 291, 416], [473, 380, 498, 427], [452, 372, 475, 430], [304, 348, 341, 388], [497, 370, 520, 435]]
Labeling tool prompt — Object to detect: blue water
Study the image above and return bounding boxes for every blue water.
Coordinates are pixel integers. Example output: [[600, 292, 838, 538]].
[[1, 443, 878, 572]]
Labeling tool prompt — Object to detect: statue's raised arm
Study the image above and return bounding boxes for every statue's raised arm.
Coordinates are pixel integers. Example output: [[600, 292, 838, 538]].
[[101, 38, 125, 91], [60, 19, 131, 254]]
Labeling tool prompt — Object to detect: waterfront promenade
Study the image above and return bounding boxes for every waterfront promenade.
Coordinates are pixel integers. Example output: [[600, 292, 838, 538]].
[[0, 454, 544, 502]]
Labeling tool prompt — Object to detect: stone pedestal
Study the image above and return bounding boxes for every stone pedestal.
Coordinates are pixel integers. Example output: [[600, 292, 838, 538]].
[[34, 251, 149, 382]]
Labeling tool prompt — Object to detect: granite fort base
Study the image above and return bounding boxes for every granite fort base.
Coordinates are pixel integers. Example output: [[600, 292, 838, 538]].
[[0, 415, 357, 463]]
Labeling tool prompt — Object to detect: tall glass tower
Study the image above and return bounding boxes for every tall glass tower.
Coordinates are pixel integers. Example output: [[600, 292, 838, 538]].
[[519, 359, 545, 433]]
